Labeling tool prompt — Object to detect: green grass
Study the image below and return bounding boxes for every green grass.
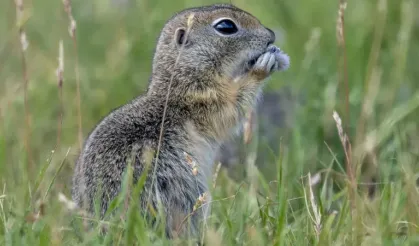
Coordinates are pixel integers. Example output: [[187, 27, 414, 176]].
[[1, 0, 419, 245]]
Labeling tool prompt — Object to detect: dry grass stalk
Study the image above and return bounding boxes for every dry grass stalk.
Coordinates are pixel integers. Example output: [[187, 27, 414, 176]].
[[336, 0, 350, 133], [243, 109, 253, 144], [175, 184, 244, 236], [63, 0, 83, 150], [147, 13, 195, 208], [56, 40, 64, 149], [0, 187, 7, 234], [336, 1, 346, 47], [336, 0, 356, 213], [175, 192, 208, 235], [184, 151, 199, 176], [333, 111, 356, 211], [304, 172, 322, 240], [212, 162, 222, 189], [14, 0, 33, 173]]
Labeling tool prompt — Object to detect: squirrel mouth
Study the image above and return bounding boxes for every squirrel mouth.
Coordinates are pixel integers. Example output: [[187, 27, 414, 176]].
[[247, 57, 258, 67], [246, 51, 264, 69]]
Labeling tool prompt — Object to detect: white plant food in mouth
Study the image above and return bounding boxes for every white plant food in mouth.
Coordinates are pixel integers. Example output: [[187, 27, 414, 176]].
[[271, 45, 290, 71]]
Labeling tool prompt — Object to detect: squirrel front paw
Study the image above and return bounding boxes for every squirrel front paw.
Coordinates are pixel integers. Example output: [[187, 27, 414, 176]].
[[248, 45, 290, 80]]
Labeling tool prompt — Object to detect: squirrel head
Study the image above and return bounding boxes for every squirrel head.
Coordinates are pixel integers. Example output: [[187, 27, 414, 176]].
[[148, 4, 289, 102]]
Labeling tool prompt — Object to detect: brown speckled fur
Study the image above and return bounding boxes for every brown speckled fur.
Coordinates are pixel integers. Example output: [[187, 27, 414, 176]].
[[72, 3, 288, 239]]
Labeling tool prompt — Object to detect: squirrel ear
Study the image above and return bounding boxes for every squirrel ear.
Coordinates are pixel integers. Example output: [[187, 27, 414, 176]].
[[175, 28, 189, 47]]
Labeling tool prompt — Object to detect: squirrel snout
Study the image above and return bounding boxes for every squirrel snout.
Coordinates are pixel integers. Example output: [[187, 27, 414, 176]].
[[266, 28, 276, 46]]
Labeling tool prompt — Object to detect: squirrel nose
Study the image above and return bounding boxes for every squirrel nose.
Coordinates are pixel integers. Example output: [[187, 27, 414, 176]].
[[266, 28, 276, 46]]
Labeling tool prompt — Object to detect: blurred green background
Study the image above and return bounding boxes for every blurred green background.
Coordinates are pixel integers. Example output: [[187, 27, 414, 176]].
[[1, 0, 419, 244]]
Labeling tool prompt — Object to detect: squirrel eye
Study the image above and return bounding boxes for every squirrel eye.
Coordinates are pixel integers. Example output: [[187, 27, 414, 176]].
[[213, 19, 238, 35]]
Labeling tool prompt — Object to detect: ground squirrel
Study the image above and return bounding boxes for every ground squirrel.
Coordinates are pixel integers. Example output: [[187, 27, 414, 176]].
[[72, 4, 289, 238]]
